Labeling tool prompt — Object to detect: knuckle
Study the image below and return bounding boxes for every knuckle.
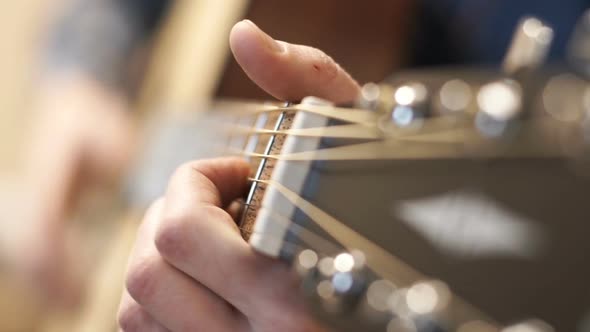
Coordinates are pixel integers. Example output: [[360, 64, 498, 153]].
[[154, 213, 191, 260], [146, 197, 166, 217], [169, 161, 220, 205], [171, 161, 205, 185], [172, 161, 196, 179], [155, 205, 229, 260], [117, 302, 147, 331], [200, 203, 230, 221], [125, 257, 160, 304]]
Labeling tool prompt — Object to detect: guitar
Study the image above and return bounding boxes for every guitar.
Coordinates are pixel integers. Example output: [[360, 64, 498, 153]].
[[76, 12, 590, 332], [206, 15, 590, 332]]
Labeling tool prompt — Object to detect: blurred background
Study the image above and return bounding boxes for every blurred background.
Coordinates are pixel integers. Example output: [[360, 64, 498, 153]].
[[0, 0, 585, 331]]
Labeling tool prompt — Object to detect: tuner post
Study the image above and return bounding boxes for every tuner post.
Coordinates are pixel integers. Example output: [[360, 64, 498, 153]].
[[503, 16, 554, 75], [474, 79, 523, 139], [300, 251, 368, 315]]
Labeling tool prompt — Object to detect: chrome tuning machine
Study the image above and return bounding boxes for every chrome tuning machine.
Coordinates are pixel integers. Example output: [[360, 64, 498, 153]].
[[296, 250, 368, 314]]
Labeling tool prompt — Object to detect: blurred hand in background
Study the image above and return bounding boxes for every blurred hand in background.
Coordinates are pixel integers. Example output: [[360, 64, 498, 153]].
[[19, 71, 135, 306], [11, 0, 169, 305]]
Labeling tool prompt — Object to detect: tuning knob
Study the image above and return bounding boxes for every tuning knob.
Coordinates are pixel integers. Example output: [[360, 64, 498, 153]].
[[390, 83, 430, 127], [502, 16, 554, 75], [294, 249, 320, 276], [568, 9, 590, 77], [501, 319, 554, 332], [474, 79, 523, 138], [301, 251, 367, 314], [356, 82, 383, 111]]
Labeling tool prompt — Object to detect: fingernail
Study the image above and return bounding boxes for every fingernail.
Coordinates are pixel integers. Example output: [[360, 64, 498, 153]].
[[243, 19, 285, 53]]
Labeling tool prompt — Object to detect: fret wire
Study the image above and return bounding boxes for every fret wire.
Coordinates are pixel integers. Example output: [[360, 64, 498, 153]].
[[240, 102, 290, 227], [246, 111, 285, 200]]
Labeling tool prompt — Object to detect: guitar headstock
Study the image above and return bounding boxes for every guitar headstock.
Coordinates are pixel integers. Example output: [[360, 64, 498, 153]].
[[353, 15, 589, 161], [237, 13, 590, 332]]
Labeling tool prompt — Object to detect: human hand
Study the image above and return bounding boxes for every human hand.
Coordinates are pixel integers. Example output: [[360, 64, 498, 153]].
[[18, 72, 135, 306], [119, 158, 328, 331], [118, 21, 360, 331]]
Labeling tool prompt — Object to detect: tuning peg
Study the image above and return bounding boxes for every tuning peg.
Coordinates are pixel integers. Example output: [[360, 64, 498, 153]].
[[301, 251, 368, 314], [435, 79, 473, 115], [381, 82, 430, 130], [356, 278, 399, 326], [568, 9, 590, 77], [474, 79, 523, 138], [502, 16, 554, 75], [294, 249, 320, 276], [456, 320, 498, 332], [301, 96, 335, 107], [356, 82, 383, 111], [501, 319, 554, 332], [386, 316, 419, 332], [387, 280, 452, 332]]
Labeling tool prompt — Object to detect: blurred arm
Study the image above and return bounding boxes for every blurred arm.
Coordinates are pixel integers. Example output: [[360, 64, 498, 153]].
[[19, 0, 172, 304]]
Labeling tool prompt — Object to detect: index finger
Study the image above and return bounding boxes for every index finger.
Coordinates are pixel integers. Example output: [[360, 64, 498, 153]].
[[154, 158, 305, 322]]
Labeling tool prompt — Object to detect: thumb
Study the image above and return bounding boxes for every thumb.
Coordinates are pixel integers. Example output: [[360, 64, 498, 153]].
[[230, 20, 360, 104]]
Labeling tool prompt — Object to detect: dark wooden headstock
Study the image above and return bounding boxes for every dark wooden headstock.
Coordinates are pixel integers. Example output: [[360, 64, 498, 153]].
[[233, 14, 590, 332]]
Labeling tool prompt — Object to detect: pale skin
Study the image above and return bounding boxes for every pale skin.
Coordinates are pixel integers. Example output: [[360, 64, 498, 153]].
[[17, 72, 135, 307], [117, 21, 361, 331]]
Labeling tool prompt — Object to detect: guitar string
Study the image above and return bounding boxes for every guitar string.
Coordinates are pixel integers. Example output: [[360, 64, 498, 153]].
[[219, 112, 474, 160], [236, 226, 310, 257], [221, 115, 575, 147], [228, 124, 383, 139], [212, 102, 378, 125], [216, 115, 473, 141], [237, 194, 497, 327], [250, 178, 497, 325], [236, 129, 566, 161], [237, 226, 339, 258], [211, 103, 574, 156], [233, 110, 456, 278], [249, 178, 419, 285], [235, 108, 342, 258], [226, 101, 568, 326], [223, 121, 561, 143], [251, 205, 342, 255], [232, 105, 463, 263], [240, 140, 467, 161], [225, 103, 498, 325], [238, 227, 322, 257]]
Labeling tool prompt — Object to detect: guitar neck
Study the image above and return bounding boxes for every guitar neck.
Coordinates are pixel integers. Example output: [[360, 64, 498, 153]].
[[206, 57, 590, 332]]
